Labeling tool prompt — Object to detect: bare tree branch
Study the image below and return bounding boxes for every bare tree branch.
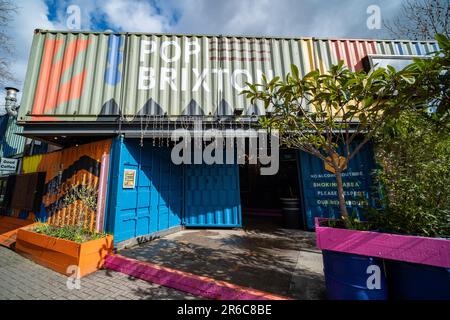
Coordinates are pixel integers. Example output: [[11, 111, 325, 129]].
[[0, 0, 18, 86], [384, 0, 450, 40]]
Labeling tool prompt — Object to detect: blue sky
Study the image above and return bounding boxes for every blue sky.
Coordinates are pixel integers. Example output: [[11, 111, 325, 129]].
[[2, 0, 405, 108]]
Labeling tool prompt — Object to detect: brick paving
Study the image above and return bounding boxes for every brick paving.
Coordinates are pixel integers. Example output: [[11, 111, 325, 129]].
[[0, 246, 198, 300]]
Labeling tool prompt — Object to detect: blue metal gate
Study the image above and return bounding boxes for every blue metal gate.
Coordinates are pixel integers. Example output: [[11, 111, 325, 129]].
[[106, 138, 242, 243], [184, 163, 242, 228], [106, 138, 183, 243]]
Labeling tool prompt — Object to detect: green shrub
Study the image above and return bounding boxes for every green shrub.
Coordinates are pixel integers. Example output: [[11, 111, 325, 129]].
[[370, 111, 450, 238], [33, 222, 106, 243]]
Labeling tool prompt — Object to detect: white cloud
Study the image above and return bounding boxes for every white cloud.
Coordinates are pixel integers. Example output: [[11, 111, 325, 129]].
[[10, 0, 67, 83], [48, 0, 401, 38], [102, 0, 169, 32], [51, 0, 170, 32], [0, 0, 64, 114], [161, 0, 403, 38]]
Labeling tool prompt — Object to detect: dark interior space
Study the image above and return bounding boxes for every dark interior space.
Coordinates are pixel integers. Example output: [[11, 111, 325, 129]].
[[240, 149, 302, 227]]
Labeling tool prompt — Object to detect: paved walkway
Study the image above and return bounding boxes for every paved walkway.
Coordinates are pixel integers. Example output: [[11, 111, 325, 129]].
[[0, 246, 197, 300], [120, 219, 326, 300]]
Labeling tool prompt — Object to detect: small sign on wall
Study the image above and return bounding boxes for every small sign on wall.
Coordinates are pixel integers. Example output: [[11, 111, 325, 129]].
[[0, 157, 18, 172], [123, 169, 136, 189]]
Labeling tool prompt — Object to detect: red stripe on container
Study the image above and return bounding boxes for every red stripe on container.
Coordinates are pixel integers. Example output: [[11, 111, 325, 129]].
[[370, 41, 377, 54], [52, 39, 90, 114], [333, 41, 341, 64], [32, 39, 63, 117], [209, 57, 270, 62], [344, 41, 352, 69], [209, 48, 270, 53]]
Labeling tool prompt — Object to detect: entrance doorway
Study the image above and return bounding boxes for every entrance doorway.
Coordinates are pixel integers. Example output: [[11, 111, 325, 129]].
[[239, 149, 303, 229]]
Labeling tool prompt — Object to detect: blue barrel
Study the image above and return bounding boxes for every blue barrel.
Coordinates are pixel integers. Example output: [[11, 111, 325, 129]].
[[386, 260, 450, 300], [322, 250, 388, 300]]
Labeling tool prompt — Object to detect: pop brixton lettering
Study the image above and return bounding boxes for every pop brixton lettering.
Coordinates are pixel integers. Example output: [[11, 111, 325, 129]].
[[138, 40, 274, 92]]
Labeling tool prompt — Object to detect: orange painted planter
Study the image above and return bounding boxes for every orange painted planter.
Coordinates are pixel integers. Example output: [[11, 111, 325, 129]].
[[15, 228, 113, 277]]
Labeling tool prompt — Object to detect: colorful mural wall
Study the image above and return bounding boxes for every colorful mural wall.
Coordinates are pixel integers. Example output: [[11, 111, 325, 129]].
[[17, 139, 112, 231]]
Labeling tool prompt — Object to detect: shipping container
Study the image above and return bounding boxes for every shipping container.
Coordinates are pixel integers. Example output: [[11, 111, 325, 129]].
[[18, 30, 437, 128]]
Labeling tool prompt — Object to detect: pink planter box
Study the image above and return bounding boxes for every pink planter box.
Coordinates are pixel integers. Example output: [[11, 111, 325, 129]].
[[315, 218, 450, 269]]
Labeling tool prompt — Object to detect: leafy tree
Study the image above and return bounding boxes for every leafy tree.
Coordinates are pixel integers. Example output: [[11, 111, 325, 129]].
[[369, 35, 450, 237], [243, 63, 417, 220], [371, 111, 450, 237], [407, 33, 450, 128]]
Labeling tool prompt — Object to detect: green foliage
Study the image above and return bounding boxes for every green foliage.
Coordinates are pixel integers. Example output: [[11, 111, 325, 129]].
[[367, 34, 450, 238], [406, 33, 450, 128], [243, 52, 417, 218], [63, 183, 98, 211], [324, 214, 372, 231], [244, 34, 449, 234], [62, 182, 98, 229], [33, 222, 106, 243], [370, 111, 450, 237]]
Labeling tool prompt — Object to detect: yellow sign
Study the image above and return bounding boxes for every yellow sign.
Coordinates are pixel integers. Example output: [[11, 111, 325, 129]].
[[123, 169, 136, 189], [324, 154, 347, 174]]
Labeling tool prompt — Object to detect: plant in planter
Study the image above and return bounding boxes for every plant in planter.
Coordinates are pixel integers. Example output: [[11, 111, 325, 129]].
[[16, 183, 113, 277], [363, 41, 450, 299], [244, 34, 450, 300]]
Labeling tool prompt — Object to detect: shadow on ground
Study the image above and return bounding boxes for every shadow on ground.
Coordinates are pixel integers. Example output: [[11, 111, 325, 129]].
[[120, 217, 326, 300]]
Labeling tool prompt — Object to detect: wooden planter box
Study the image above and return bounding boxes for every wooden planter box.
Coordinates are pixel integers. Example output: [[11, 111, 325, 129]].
[[15, 228, 114, 277], [315, 218, 450, 269]]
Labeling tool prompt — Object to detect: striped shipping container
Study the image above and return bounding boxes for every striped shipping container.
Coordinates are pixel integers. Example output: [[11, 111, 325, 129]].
[[18, 30, 438, 124]]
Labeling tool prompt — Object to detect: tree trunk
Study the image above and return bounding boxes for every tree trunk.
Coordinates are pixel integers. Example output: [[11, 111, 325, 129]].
[[335, 170, 349, 218]]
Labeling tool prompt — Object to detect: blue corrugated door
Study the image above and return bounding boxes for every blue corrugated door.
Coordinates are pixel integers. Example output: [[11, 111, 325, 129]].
[[107, 138, 183, 243], [183, 163, 242, 227]]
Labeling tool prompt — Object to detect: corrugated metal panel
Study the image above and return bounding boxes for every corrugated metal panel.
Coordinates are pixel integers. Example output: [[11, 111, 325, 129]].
[[184, 163, 242, 227], [22, 154, 44, 173], [0, 116, 26, 157], [106, 137, 241, 243], [314, 39, 438, 71], [16, 139, 112, 229], [19, 30, 438, 122], [19, 31, 124, 122], [107, 138, 183, 243]]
